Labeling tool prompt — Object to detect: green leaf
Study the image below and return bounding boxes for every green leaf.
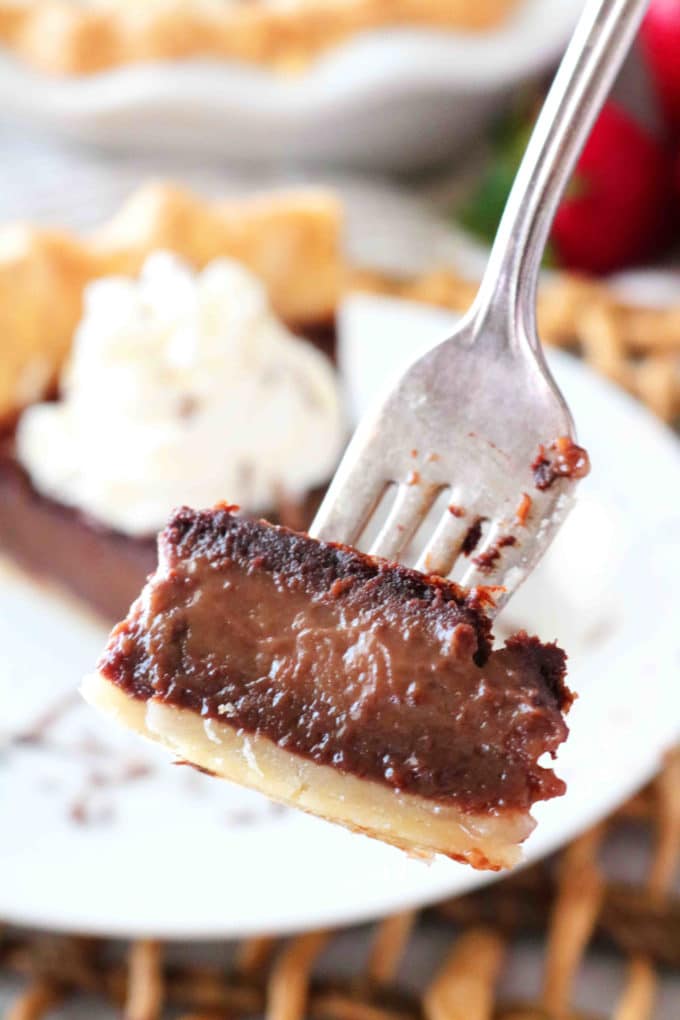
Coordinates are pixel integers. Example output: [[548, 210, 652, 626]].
[[455, 91, 540, 247], [457, 156, 520, 245]]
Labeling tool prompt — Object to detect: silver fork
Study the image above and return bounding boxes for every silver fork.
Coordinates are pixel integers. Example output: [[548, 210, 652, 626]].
[[311, 0, 648, 612]]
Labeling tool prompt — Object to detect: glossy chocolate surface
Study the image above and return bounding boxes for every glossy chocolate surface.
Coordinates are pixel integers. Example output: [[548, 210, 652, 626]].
[[100, 508, 572, 813]]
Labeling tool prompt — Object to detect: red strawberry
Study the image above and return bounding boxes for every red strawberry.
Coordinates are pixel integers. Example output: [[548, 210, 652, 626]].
[[551, 102, 673, 275], [640, 0, 680, 136]]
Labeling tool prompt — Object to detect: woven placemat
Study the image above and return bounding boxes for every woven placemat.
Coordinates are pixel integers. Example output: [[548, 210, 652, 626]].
[[3, 268, 679, 1020], [353, 268, 680, 425]]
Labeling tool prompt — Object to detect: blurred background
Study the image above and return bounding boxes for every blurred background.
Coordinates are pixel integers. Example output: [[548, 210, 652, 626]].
[[1, 1, 679, 1017]]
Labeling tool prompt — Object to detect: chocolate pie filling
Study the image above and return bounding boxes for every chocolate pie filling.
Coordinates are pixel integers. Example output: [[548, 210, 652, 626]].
[[99, 507, 572, 814], [0, 432, 157, 619]]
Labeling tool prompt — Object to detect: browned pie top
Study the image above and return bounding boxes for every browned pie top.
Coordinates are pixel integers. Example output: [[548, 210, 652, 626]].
[[99, 507, 572, 814]]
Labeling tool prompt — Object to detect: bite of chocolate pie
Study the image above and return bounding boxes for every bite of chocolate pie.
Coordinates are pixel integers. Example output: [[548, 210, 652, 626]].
[[83, 506, 573, 870]]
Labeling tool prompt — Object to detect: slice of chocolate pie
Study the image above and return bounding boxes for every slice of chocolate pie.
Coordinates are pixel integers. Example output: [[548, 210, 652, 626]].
[[83, 506, 572, 870], [0, 185, 345, 620]]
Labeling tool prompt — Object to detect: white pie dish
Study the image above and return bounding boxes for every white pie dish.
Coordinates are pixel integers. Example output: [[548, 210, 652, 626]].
[[0, 0, 583, 170]]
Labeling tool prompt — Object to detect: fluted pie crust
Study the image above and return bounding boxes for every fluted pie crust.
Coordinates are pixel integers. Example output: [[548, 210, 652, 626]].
[[0, 183, 342, 428], [82, 670, 532, 870], [0, 1, 519, 76]]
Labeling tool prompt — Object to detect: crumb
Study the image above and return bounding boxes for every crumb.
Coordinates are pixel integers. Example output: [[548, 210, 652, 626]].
[[515, 492, 532, 526], [69, 795, 114, 827], [472, 535, 517, 572], [461, 516, 486, 556], [121, 760, 152, 782], [13, 691, 80, 746], [177, 394, 198, 419], [532, 437, 590, 491]]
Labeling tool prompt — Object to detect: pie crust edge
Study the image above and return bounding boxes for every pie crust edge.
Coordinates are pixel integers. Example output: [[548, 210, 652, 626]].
[[0, 1, 520, 75], [0, 183, 343, 428], [82, 670, 532, 870]]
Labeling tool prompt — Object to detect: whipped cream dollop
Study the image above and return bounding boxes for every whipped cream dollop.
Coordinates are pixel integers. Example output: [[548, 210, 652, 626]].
[[17, 252, 345, 536]]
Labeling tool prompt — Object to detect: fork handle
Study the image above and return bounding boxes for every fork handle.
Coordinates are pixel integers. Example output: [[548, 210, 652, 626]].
[[472, 0, 649, 353]]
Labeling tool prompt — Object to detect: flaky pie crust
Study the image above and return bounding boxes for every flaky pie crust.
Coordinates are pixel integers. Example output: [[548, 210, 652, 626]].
[[0, 1, 519, 76], [0, 183, 342, 427], [82, 670, 531, 870], [2, 179, 678, 431]]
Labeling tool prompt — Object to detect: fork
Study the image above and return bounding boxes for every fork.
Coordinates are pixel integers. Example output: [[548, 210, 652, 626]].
[[311, 0, 648, 612]]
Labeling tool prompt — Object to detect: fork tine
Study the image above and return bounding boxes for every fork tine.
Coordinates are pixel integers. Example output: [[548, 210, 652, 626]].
[[369, 482, 440, 560], [458, 519, 526, 596], [310, 462, 388, 547], [413, 508, 478, 577]]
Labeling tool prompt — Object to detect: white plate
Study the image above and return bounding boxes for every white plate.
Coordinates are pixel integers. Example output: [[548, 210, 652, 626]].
[[2, 292, 679, 938], [0, 0, 582, 170]]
